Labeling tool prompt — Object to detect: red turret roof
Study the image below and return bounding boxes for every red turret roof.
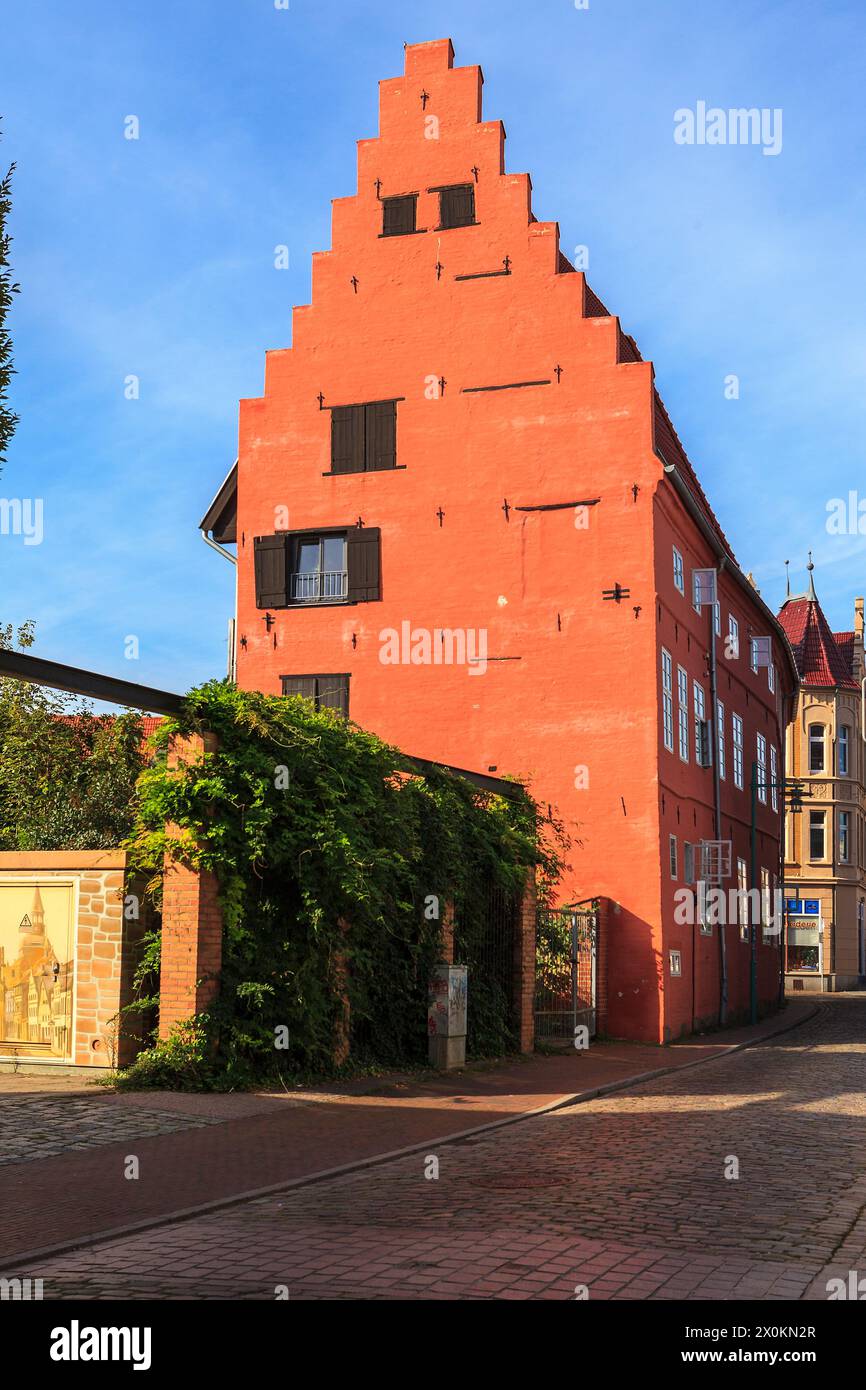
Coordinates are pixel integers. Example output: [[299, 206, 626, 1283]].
[[777, 592, 858, 690]]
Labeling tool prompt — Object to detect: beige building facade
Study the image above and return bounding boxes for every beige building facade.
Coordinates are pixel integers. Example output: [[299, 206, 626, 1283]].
[[779, 575, 866, 991]]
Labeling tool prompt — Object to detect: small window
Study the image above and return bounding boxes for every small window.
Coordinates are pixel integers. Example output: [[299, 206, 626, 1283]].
[[677, 666, 689, 762], [684, 842, 695, 885], [757, 733, 767, 804], [717, 702, 725, 780], [282, 674, 350, 718], [839, 810, 851, 863], [669, 950, 682, 977], [750, 638, 759, 673], [438, 183, 475, 229], [737, 858, 749, 941], [768, 661, 775, 694], [714, 602, 721, 636], [732, 713, 744, 789], [761, 868, 772, 941], [382, 194, 418, 237], [669, 834, 678, 879], [673, 547, 684, 594], [253, 527, 381, 608], [809, 724, 825, 774], [839, 726, 850, 776], [728, 614, 739, 660], [770, 744, 778, 812], [692, 572, 702, 614], [693, 681, 707, 764], [661, 649, 674, 752], [331, 400, 397, 474], [809, 810, 825, 861]]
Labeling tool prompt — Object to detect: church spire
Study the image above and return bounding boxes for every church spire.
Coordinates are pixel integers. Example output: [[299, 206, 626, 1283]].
[[807, 550, 817, 601]]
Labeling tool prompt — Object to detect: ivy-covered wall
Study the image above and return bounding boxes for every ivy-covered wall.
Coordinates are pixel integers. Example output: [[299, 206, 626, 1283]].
[[124, 681, 564, 1089]]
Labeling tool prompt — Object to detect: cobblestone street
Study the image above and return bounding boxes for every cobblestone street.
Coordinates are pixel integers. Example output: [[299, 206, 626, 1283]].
[[11, 996, 866, 1301]]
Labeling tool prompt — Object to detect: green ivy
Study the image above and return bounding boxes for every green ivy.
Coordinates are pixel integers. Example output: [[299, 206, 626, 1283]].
[[123, 680, 566, 1088]]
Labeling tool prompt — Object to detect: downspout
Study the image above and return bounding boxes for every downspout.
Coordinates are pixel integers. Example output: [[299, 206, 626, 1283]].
[[709, 558, 727, 1027], [200, 531, 238, 682]]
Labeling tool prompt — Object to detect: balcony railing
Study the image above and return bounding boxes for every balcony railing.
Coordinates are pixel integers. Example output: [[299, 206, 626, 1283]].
[[290, 571, 347, 602]]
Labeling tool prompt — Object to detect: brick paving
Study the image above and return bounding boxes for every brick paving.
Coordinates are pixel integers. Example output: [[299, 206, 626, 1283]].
[[7, 994, 866, 1300], [0, 1094, 218, 1166]]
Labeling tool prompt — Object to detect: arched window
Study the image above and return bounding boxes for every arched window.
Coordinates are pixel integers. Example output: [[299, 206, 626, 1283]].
[[809, 724, 825, 774]]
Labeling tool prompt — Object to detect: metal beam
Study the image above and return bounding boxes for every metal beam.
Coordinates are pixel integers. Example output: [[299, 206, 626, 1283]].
[[0, 649, 184, 715], [0, 649, 525, 799]]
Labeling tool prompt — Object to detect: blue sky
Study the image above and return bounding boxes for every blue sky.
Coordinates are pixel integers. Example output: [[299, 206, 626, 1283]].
[[2, 0, 865, 696]]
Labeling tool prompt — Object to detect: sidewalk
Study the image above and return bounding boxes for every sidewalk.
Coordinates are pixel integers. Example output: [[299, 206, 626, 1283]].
[[0, 1001, 816, 1267]]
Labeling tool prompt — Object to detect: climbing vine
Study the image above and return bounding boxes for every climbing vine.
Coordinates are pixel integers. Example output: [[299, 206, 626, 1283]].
[[122, 680, 566, 1088]]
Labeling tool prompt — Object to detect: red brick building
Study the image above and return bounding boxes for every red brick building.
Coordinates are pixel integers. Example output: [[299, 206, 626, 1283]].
[[201, 38, 798, 1042]]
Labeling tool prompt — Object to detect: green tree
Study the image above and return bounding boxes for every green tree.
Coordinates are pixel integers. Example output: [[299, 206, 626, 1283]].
[[0, 621, 147, 849], [0, 124, 18, 475]]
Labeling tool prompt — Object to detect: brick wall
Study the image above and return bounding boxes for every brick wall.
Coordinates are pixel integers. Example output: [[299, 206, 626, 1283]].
[[0, 850, 146, 1069], [514, 872, 536, 1054]]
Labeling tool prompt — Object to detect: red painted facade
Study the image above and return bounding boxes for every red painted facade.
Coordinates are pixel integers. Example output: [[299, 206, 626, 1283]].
[[203, 39, 798, 1042]]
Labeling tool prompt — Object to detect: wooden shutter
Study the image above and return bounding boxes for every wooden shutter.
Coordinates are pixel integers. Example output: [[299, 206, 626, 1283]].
[[331, 405, 365, 474], [440, 184, 475, 228], [254, 534, 289, 608], [316, 674, 350, 718], [382, 195, 417, 236], [346, 527, 381, 603], [281, 676, 317, 701], [365, 401, 396, 471]]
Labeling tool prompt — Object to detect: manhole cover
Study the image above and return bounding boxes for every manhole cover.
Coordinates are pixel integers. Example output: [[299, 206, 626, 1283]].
[[469, 1173, 570, 1189]]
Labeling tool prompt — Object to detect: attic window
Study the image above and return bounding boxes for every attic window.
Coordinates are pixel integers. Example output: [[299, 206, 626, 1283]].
[[437, 183, 475, 229], [382, 195, 417, 237]]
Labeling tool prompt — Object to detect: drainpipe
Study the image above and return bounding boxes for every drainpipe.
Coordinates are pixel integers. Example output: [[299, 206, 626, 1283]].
[[200, 531, 238, 681], [708, 570, 727, 1027]]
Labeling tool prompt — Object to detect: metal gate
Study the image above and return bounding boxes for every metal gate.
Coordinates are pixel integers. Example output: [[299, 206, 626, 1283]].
[[535, 902, 597, 1041]]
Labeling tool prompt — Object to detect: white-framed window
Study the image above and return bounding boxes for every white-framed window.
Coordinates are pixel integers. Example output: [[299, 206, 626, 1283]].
[[809, 810, 825, 861], [669, 834, 678, 879], [714, 602, 721, 636], [761, 867, 771, 941], [728, 614, 739, 660], [768, 661, 775, 694], [661, 649, 674, 752], [733, 713, 744, 790], [840, 810, 851, 863], [737, 858, 749, 941], [692, 572, 702, 614], [717, 702, 725, 780], [677, 666, 689, 761], [669, 949, 682, 977], [757, 734, 767, 804], [750, 637, 759, 673], [684, 842, 695, 885], [698, 880, 713, 935], [673, 547, 684, 594], [809, 724, 825, 773], [839, 726, 850, 777], [770, 744, 778, 812], [693, 681, 706, 763]]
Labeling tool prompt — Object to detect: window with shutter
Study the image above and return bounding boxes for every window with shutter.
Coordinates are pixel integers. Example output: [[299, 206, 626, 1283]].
[[346, 526, 381, 602], [281, 674, 350, 717], [382, 195, 418, 236], [329, 401, 398, 474], [438, 184, 475, 229], [253, 534, 289, 608], [365, 401, 396, 471], [331, 406, 365, 474]]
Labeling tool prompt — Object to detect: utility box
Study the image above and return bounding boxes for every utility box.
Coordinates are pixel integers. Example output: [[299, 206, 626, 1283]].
[[428, 963, 468, 1069]]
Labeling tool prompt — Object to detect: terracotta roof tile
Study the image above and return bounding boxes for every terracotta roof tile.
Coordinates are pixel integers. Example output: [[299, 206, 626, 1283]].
[[777, 598, 858, 689]]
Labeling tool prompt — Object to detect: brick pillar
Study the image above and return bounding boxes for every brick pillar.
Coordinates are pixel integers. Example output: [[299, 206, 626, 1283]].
[[158, 732, 223, 1039], [595, 897, 609, 1037], [513, 871, 537, 1054]]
